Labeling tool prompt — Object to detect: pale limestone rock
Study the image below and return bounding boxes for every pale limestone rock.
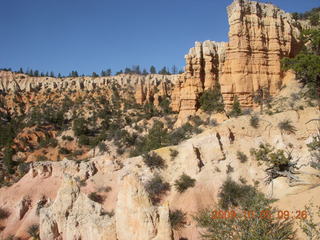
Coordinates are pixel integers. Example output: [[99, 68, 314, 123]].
[[40, 175, 116, 240], [18, 196, 32, 220], [115, 174, 173, 240]]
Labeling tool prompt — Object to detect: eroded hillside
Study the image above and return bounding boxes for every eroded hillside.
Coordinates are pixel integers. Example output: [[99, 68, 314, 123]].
[[0, 0, 319, 239]]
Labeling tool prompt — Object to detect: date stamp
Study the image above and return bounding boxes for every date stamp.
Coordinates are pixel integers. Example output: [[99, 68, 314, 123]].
[[211, 210, 308, 220]]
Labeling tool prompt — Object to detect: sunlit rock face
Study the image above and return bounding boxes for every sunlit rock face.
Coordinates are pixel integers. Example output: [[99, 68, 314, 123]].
[[173, 0, 301, 124], [220, 0, 301, 108]]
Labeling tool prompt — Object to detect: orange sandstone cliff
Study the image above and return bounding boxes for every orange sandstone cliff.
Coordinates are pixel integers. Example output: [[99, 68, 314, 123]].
[[173, 0, 302, 123]]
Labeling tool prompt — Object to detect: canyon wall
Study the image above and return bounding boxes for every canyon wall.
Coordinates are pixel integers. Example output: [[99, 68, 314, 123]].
[[220, 0, 301, 107], [0, 71, 177, 107], [173, 0, 302, 123]]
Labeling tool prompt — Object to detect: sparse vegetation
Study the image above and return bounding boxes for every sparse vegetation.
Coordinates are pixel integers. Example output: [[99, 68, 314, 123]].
[[169, 148, 179, 160], [226, 163, 234, 174], [143, 152, 165, 170], [308, 133, 320, 169], [174, 173, 196, 193], [229, 96, 242, 117], [27, 224, 39, 239], [0, 207, 10, 219], [194, 178, 296, 240], [278, 119, 297, 134], [199, 85, 225, 113], [299, 204, 320, 239], [169, 209, 187, 230], [250, 115, 260, 128], [145, 175, 170, 203], [237, 151, 248, 163], [251, 143, 299, 183], [88, 192, 104, 204]]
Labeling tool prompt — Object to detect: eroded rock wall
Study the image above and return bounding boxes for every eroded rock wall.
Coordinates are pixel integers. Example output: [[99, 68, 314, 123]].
[[173, 0, 302, 123], [220, 0, 301, 107], [172, 41, 226, 121]]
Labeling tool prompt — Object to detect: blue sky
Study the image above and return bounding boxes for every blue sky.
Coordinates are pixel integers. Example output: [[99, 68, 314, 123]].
[[0, 0, 318, 76]]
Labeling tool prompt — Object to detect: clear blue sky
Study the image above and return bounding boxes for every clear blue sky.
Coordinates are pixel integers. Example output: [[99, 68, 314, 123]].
[[0, 0, 318, 76]]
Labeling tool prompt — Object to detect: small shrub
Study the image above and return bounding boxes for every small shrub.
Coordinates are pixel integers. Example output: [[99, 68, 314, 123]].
[[174, 173, 196, 193], [27, 224, 39, 239], [143, 152, 165, 170], [199, 86, 225, 113], [239, 176, 247, 184], [145, 175, 170, 203], [218, 177, 262, 210], [194, 178, 296, 239], [237, 151, 248, 163], [0, 207, 10, 219], [36, 155, 48, 161], [74, 176, 87, 186], [169, 149, 179, 160], [250, 115, 260, 128], [36, 196, 47, 216], [78, 135, 90, 146], [226, 164, 234, 174], [62, 135, 74, 141], [116, 147, 125, 155], [188, 115, 204, 127], [229, 96, 242, 117], [169, 209, 187, 230], [59, 147, 71, 155], [98, 186, 112, 192], [98, 142, 107, 152], [102, 210, 114, 217], [278, 119, 297, 134], [88, 192, 104, 204]]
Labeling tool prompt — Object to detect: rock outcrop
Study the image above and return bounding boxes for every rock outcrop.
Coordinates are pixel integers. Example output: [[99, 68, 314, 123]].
[[171, 41, 226, 117], [40, 175, 117, 240], [0, 71, 176, 108], [173, 0, 302, 123], [220, 0, 301, 107], [115, 174, 173, 240]]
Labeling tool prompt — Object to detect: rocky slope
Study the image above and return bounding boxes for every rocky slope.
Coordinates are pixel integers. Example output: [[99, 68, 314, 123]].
[[0, 0, 319, 239], [0, 94, 319, 239]]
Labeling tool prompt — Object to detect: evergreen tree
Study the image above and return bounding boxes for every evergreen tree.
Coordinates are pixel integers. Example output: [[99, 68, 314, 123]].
[[34, 70, 39, 77], [229, 96, 242, 117], [92, 72, 99, 78], [70, 71, 78, 77], [159, 67, 170, 75], [150, 65, 156, 74], [18, 67, 24, 74], [142, 69, 148, 75], [115, 70, 123, 75], [282, 29, 320, 108], [171, 65, 178, 74], [58, 73, 62, 78], [124, 67, 131, 74], [199, 84, 224, 113], [132, 65, 141, 74], [50, 72, 55, 77], [106, 69, 112, 76], [29, 69, 34, 76]]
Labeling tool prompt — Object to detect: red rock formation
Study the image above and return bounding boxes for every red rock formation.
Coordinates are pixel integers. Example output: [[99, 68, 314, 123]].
[[173, 0, 302, 124], [172, 41, 226, 121], [220, 0, 301, 108]]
